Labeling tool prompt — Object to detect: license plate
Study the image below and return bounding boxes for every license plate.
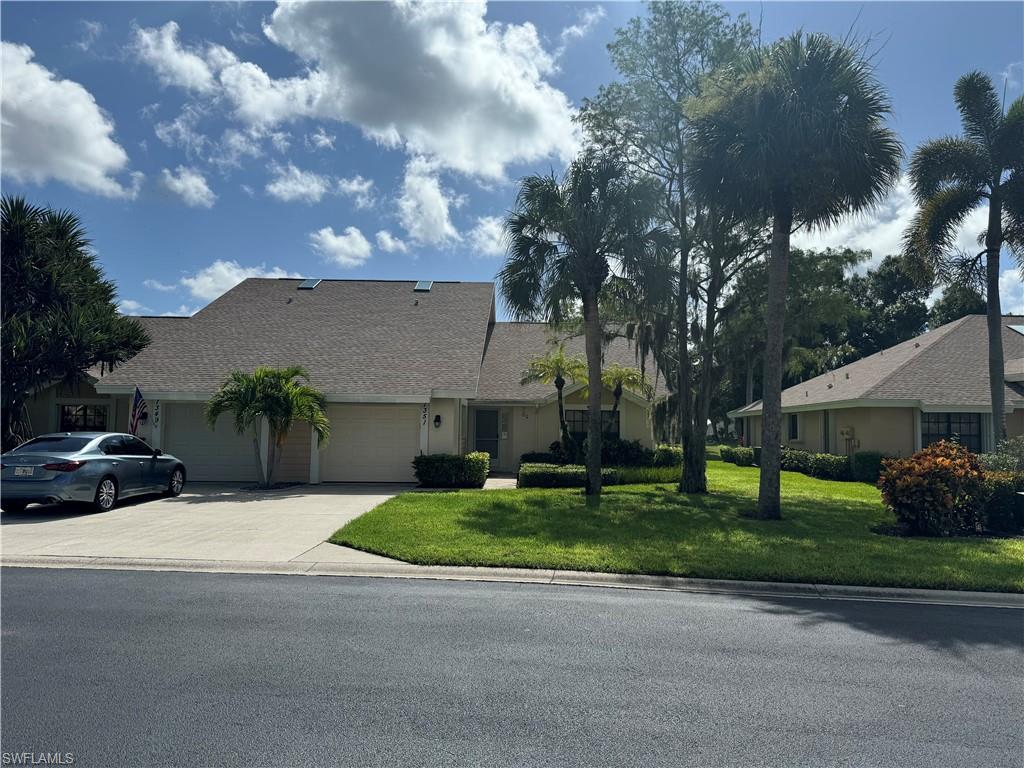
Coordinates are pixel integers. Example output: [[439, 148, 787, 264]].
[[14, 466, 33, 477]]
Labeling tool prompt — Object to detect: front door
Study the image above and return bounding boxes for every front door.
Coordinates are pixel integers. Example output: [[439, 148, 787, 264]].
[[475, 410, 500, 463]]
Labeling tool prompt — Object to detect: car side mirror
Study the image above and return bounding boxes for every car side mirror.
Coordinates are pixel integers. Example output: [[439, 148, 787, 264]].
[[153, 449, 162, 457]]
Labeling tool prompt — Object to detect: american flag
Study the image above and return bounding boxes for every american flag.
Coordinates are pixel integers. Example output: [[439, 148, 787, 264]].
[[129, 386, 148, 435]]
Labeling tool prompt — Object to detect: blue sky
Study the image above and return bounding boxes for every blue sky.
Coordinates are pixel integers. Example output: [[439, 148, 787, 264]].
[[2, 1, 1022, 317]]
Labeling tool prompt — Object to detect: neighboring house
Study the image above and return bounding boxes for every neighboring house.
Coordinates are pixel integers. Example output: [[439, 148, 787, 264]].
[[728, 315, 1024, 457], [22, 279, 658, 483]]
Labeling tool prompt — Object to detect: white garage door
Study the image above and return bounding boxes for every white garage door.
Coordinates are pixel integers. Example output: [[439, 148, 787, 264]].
[[321, 404, 420, 482], [163, 402, 258, 482]]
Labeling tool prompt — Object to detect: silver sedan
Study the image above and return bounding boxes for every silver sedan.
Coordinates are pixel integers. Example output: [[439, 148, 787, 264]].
[[1, 432, 186, 513]]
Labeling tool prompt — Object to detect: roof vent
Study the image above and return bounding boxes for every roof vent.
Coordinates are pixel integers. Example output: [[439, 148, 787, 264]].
[[413, 280, 433, 292], [298, 278, 322, 290]]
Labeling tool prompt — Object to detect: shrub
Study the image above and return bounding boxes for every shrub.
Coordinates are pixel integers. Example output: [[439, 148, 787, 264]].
[[878, 441, 985, 536], [517, 463, 620, 488], [521, 451, 561, 465], [808, 453, 851, 481], [978, 436, 1024, 473], [412, 452, 490, 488], [979, 471, 1024, 534], [780, 448, 814, 474], [652, 444, 683, 467], [732, 447, 755, 467], [850, 451, 886, 483], [598, 437, 654, 467], [720, 446, 737, 463]]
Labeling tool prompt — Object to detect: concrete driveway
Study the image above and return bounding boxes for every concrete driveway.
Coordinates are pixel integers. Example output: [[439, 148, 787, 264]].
[[0, 483, 406, 565]]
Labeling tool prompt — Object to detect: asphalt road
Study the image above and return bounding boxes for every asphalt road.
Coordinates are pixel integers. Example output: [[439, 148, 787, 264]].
[[2, 568, 1021, 768]]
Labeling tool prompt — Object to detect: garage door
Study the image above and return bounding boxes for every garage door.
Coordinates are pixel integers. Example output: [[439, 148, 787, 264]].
[[321, 404, 420, 482], [163, 402, 258, 482]]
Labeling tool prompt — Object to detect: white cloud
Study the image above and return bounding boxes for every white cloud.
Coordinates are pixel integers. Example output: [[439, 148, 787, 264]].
[[135, 5, 579, 180], [1, 42, 140, 198], [154, 104, 208, 157], [337, 175, 375, 209], [468, 215, 506, 257], [160, 166, 217, 208], [143, 279, 177, 292], [1002, 61, 1023, 93], [162, 304, 200, 317], [213, 127, 263, 168], [557, 6, 606, 58], [398, 157, 460, 245], [792, 176, 990, 270], [265, 162, 333, 203], [309, 226, 372, 267], [307, 127, 335, 150], [130, 21, 220, 93], [117, 299, 151, 314], [75, 20, 104, 52], [180, 260, 300, 301], [376, 230, 409, 254], [1000, 269, 1024, 315]]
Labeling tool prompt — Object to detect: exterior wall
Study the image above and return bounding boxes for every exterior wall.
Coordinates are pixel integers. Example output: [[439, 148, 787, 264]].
[[783, 410, 823, 453], [23, 379, 129, 438], [828, 406, 916, 457], [1007, 409, 1024, 439], [426, 397, 460, 454]]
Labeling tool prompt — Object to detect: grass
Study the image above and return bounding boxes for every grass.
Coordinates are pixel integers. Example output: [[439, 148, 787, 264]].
[[331, 457, 1024, 593]]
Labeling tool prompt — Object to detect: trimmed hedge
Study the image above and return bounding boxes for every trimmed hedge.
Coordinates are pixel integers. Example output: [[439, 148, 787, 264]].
[[413, 452, 490, 488], [978, 436, 1024, 473], [780, 448, 814, 475], [720, 446, 755, 466], [979, 471, 1024, 534], [653, 444, 683, 467], [850, 451, 886, 483], [517, 463, 620, 488], [809, 453, 851, 481]]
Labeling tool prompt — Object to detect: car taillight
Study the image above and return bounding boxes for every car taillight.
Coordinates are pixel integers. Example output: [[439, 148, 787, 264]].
[[42, 461, 86, 472]]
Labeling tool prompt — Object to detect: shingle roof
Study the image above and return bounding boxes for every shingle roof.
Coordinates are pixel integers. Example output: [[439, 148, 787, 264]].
[[476, 322, 663, 402], [89, 316, 190, 380], [98, 279, 495, 397], [733, 315, 1024, 415]]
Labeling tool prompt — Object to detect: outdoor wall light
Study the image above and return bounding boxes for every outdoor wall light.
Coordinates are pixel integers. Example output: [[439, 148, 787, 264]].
[[433, 414, 442, 428]]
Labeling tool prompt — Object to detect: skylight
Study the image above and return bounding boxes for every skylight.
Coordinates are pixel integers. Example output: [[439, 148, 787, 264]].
[[297, 279, 322, 290], [413, 280, 433, 292]]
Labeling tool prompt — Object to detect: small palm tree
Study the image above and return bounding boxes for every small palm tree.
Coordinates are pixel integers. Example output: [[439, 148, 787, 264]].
[[601, 363, 653, 417], [689, 33, 902, 518], [501, 151, 664, 496], [904, 72, 1023, 441], [206, 366, 330, 488], [520, 343, 586, 454]]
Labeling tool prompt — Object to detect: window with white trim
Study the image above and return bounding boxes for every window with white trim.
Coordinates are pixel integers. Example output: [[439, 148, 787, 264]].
[[59, 404, 108, 432], [921, 412, 982, 453]]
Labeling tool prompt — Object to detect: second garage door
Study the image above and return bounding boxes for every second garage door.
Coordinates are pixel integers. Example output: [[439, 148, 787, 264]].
[[320, 404, 420, 482]]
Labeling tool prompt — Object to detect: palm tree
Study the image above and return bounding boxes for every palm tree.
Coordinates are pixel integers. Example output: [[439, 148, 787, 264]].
[[500, 151, 664, 496], [904, 72, 1023, 441], [206, 366, 330, 488], [597, 363, 653, 418], [688, 33, 902, 518], [520, 343, 586, 455]]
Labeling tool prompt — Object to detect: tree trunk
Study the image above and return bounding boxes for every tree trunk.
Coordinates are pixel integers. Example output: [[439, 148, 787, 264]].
[[985, 189, 1006, 444], [611, 381, 622, 418], [252, 435, 267, 488], [582, 291, 604, 497], [265, 438, 277, 489], [756, 202, 792, 520], [684, 263, 721, 494], [745, 357, 755, 406], [676, 179, 693, 492], [556, 377, 569, 453]]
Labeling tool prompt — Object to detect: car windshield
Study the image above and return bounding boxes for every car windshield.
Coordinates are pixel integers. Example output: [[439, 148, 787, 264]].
[[11, 436, 93, 453]]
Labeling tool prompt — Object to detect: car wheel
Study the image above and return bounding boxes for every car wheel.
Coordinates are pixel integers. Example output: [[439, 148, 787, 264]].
[[1, 502, 27, 513], [165, 467, 185, 497], [93, 477, 118, 512]]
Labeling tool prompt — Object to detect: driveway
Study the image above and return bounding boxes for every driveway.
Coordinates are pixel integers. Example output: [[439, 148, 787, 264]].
[[0, 483, 406, 564]]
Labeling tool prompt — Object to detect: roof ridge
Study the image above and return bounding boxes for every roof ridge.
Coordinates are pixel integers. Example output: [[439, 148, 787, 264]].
[[860, 315, 973, 399]]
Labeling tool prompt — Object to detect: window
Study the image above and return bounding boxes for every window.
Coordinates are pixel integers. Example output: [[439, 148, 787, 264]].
[[12, 436, 92, 453], [59, 404, 107, 432], [123, 436, 155, 456], [788, 414, 799, 441], [99, 436, 126, 455], [921, 412, 982, 453], [565, 410, 620, 443]]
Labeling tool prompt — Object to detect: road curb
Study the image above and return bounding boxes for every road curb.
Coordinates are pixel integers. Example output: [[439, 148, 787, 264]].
[[3, 554, 1021, 607]]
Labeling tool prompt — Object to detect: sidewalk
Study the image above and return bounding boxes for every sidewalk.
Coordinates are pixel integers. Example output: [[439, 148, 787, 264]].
[[3, 551, 1021, 608]]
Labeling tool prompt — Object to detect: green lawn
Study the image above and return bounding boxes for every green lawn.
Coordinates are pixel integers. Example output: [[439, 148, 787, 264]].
[[331, 459, 1024, 592]]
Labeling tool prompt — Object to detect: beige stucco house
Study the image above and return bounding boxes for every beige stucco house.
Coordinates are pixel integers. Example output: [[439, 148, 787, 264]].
[[24, 279, 657, 482], [728, 315, 1024, 457]]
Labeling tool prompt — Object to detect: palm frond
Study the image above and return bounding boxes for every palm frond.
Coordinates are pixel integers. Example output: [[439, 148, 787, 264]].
[[908, 137, 989, 200], [954, 71, 1002, 151]]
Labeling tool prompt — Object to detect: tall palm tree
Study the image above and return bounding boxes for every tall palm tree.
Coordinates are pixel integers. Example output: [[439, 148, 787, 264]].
[[904, 72, 1023, 441], [688, 33, 902, 518], [500, 151, 664, 496], [206, 366, 330, 488], [520, 343, 586, 454]]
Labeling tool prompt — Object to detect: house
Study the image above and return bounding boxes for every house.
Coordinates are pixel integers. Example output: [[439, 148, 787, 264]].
[[24, 279, 657, 482], [728, 315, 1024, 457]]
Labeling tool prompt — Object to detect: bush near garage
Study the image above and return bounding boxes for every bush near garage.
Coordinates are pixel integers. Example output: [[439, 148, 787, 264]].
[[978, 471, 1024, 535], [413, 452, 490, 488], [878, 440, 985, 536], [517, 463, 620, 488]]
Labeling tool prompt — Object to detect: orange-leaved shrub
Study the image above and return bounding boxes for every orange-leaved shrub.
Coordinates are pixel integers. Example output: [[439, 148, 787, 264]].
[[877, 440, 985, 536]]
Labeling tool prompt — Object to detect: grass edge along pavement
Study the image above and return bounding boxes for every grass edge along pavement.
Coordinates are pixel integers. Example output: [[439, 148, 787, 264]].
[[331, 459, 1024, 593]]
